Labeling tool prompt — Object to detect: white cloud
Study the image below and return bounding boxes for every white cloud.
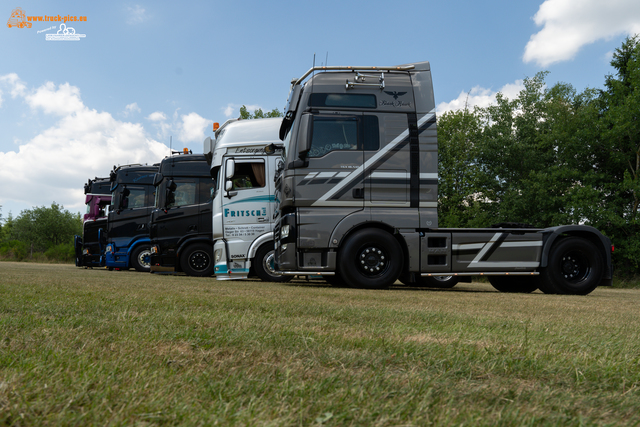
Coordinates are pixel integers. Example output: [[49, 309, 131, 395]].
[[437, 80, 525, 114], [147, 111, 166, 122], [124, 102, 141, 115], [223, 104, 235, 118], [126, 5, 147, 24], [25, 82, 84, 116], [524, 0, 640, 66], [179, 112, 211, 143], [0, 73, 26, 98], [0, 75, 169, 213]]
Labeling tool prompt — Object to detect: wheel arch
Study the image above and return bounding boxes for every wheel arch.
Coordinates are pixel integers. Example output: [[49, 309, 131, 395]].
[[332, 221, 408, 273], [177, 237, 214, 257], [247, 231, 276, 261], [540, 225, 613, 281], [176, 237, 214, 272], [126, 237, 151, 266]]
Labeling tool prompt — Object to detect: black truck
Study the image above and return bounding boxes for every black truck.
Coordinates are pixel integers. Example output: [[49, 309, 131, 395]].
[[104, 163, 159, 272], [149, 153, 215, 276]]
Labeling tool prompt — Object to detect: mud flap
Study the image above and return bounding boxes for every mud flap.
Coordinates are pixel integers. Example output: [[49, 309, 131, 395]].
[[74, 235, 83, 267]]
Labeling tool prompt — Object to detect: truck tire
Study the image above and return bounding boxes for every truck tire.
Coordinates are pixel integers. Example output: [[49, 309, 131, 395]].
[[131, 245, 151, 272], [180, 243, 214, 277], [338, 229, 403, 289], [420, 276, 459, 288], [254, 244, 293, 282], [488, 276, 539, 293], [539, 237, 603, 295]]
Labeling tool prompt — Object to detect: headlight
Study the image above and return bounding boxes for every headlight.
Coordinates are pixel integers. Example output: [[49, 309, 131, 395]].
[[82, 248, 90, 256], [150, 245, 158, 254], [214, 249, 222, 263], [106, 244, 114, 253], [281, 224, 290, 239]]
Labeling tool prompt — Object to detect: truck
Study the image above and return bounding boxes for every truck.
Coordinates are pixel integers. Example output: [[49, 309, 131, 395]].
[[74, 177, 112, 267], [206, 118, 292, 282], [272, 61, 613, 295], [7, 8, 32, 28], [104, 163, 159, 272], [149, 152, 216, 276]]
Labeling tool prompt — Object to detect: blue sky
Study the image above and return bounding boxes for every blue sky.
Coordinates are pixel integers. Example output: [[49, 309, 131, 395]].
[[1, 0, 640, 218]]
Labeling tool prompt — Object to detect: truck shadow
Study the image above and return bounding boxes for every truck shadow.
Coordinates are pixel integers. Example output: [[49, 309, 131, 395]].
[[281, 279, 500, 293]]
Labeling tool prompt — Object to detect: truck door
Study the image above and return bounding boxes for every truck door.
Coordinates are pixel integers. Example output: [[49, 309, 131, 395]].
[[108, 185, 152, 248], [298, 113, 365, 209], [155, 178, 200, 243], [221, 158, 271, 260]]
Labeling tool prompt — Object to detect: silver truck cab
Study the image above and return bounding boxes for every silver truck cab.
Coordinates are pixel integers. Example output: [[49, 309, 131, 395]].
[[273, 62, 613, 295]]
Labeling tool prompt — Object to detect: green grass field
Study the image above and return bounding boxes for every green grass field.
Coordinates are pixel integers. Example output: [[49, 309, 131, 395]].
[[1, 262, 639, 426]]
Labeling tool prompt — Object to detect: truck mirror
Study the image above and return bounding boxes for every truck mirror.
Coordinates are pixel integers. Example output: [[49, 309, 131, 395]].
[[297, 114, 312, 158], [164, 179, 177, 210], [226, 159, 235, 179], [224, 180, 237, 198], [225, 159, 236, 179], [153, 173, 163, 187], [117, 187, 131, 212]]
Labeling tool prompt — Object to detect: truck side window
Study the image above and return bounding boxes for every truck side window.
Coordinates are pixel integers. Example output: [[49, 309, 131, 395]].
[[309, 117, 358, 158], [168, 180, 196, 208], [123, 188, 146, 209], [232, 162, 265, 190]]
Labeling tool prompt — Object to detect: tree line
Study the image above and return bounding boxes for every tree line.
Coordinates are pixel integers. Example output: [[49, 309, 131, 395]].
[[0, 203, 82, 262], [437, 35, 640, 275]]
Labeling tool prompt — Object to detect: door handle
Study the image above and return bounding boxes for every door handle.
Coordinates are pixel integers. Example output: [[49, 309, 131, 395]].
[[352, 188, 364, 199]]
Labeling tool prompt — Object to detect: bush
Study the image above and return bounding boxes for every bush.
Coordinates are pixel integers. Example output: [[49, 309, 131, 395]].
[[0, 240, 28, 260], [44, 243, 76, 263]]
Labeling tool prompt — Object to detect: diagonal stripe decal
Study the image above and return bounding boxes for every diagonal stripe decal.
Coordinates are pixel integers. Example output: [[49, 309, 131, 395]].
[[311, 110, 436, 207]]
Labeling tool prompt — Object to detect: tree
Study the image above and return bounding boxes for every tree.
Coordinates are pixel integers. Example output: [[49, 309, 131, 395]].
[[437, 107, 490, 227], [239, 105, 283, 119], [596, 35, 640, 273], [10, 203, 82, 253]]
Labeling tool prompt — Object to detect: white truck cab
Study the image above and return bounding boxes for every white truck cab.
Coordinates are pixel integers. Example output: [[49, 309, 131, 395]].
[[205, 118, 291, 282]]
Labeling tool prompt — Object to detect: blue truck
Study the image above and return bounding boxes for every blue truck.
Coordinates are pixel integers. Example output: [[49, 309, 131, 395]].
[[104, 163, 159, 271]]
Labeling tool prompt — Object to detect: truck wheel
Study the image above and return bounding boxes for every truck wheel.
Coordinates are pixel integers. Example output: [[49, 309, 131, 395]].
[[420, 276, 459, 288], [338, 229, 403, 289], [180, 243, 214, 277], [488, 276, 539, 293], [131, 245, 151, 272], [254, 244, 293, 282], [539, 237, 603, 295]]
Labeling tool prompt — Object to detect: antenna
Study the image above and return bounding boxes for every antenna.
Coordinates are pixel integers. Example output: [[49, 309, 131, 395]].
[[169, 136, 172, 156], [312, 53, 316, 90], [325, 52, 328, 67]]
